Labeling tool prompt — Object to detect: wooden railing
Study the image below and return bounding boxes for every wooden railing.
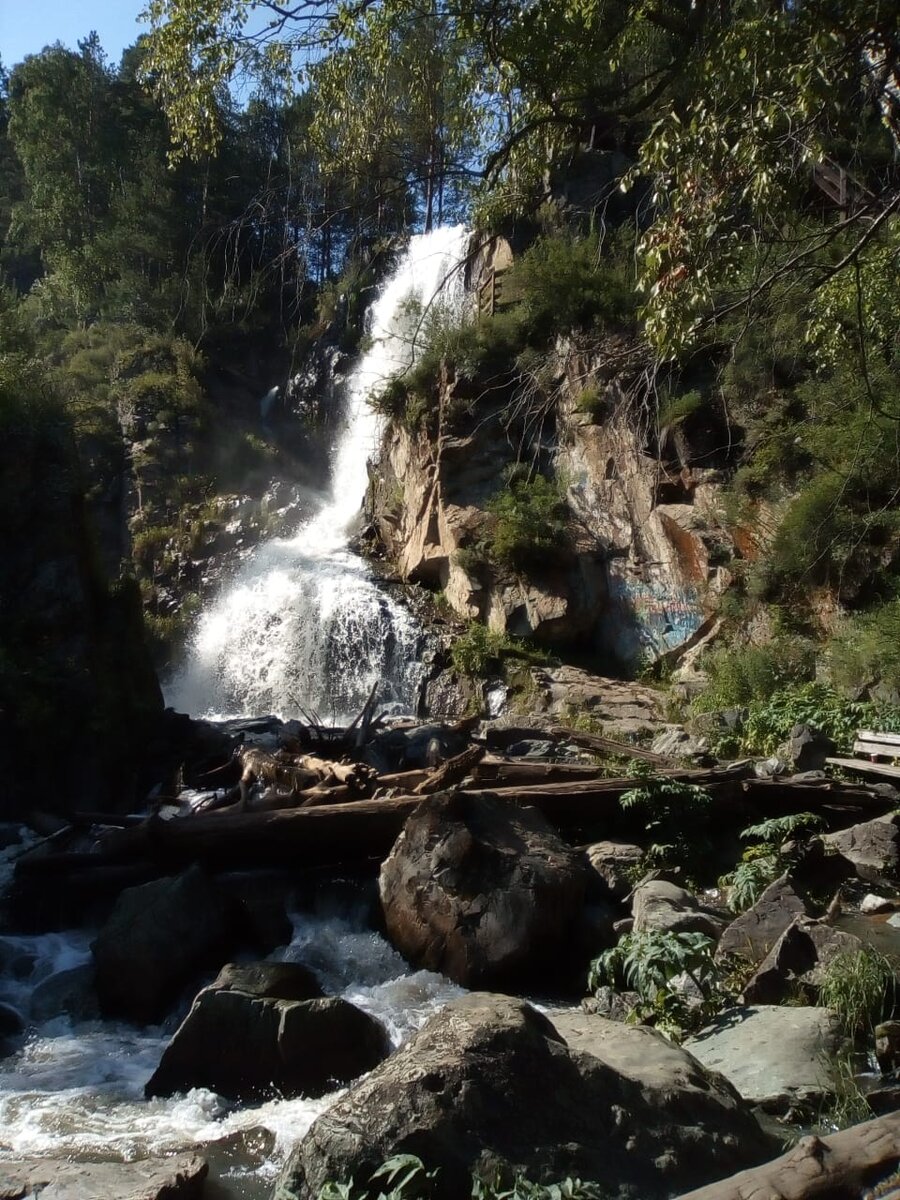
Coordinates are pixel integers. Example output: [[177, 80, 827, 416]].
[[812, 157, 875, 212]]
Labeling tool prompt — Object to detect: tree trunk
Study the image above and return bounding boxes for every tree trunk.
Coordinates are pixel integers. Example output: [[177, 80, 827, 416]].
[[673, 1114, 900, 1199]]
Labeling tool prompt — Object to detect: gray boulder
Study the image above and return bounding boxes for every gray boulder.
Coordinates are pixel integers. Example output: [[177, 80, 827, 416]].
[[742, 917, 865, 1005], [686, 1006, 842, 1115], [584, 840, 643, 900], [716, 874, 808, 965], [824, 814, 900, 882], [145, 963, 387, 1100], [92, 865, 232, 1023], [273, 994, 774, 1200], [379, 792, 586, 988], [0, 1154, 207, 1199], [632, 879, 725, 940], [780, 724, 836, 772]]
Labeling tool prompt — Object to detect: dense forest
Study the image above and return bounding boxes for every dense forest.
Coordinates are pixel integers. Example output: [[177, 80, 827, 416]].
[[3, 0, 900, 802]]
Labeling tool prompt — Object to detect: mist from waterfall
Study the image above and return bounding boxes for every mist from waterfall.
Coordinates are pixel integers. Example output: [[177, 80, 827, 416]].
[[166, 225, 470, 722]]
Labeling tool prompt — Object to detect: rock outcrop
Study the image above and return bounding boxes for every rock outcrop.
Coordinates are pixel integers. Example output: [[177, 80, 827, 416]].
[[273, 993, 775, 1200], [824, 814, 900, 882], [379, 792, 587, 988], [686, 1006, 842, 1115], [0, 1154, 207, 1200], [716, 874, 809, 965], [368, 335, 734, 666]]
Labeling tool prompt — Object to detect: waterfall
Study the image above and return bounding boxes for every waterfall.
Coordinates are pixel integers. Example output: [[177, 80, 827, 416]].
[[166, 225, 470, 722]]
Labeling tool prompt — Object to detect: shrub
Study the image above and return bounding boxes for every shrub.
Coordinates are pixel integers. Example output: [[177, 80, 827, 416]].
[[740, 681, 900, 756], [693, 639, 815, 714], [619, 766, 713, 875], [487, 474, 570, 572], [658, 389, 704, 427], [828, 601, 900, 697], [450, 623, 509, 678]]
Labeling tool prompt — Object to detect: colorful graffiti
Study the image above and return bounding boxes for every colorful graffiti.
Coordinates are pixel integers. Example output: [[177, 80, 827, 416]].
[[607, 573, 704, 662]]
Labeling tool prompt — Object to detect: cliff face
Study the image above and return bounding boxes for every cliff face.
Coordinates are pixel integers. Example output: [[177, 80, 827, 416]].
[[369, 288, 735, 669]]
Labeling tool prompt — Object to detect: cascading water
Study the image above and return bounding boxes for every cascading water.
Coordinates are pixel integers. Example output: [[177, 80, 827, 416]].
[[167, 225, 470, 721]]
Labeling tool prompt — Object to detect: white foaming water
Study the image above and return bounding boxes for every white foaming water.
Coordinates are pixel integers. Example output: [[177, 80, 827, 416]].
[[167, 225, 470, 721], [0, 908, 464, 1196]]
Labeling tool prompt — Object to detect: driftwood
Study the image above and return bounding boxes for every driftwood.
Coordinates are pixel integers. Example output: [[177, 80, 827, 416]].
[[414, 745, 486, 795], [673, 1112, 900, 1199], [548, 726, 670, 764]]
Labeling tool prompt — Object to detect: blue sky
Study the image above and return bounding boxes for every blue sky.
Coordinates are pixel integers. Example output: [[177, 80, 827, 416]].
[[1, 0, 149, 69]]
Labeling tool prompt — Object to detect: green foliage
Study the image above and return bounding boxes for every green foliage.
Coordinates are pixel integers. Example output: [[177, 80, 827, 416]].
[[740, 813, 825, 844], [740, 683, 900, 757], [693, 640, 815, 715], [722, 812, 824, 912], [828, 602, 900, 698], [818, 947, 897, 1039], [722, 856, 780, 913], [450, 623, 511, 679], [318, 1154, 439, 1200], [588, 929, 722, 1038], [619, 766, 713, 874], [487, 474, 570, 573], [658, 389, 704, 427], [472, 1178, 605, 1200]]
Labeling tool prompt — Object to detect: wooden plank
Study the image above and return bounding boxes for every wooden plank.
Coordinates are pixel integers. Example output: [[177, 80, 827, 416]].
[[858, 729, 900, 747], [827, 756, 900, 781], [853, 739, 900, 760]]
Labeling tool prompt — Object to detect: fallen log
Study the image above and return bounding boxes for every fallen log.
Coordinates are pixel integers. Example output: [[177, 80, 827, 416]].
[[673, 1112, 900, 1199], [414, 745, 485, 795], [472, 759, 624, 786], [548, 726, 670, 764]]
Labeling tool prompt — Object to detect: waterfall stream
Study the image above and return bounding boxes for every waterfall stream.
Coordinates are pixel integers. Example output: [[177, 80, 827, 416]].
[[167, 225, 470, 722], [0, 229, 475, 1197]]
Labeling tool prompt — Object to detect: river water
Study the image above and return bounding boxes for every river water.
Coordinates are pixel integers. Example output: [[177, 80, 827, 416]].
[[0, 228, 473, 1195]]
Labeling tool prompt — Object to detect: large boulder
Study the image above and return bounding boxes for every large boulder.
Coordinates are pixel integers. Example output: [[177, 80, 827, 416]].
[[145, 962, 388, 1101], [824, 814, 900, 882], [29, 964, 99, 1023], [584, 840, 643, 900], [92, 865, 232, 1023], [379, 792, 587, 988], [0, 1154, 207, 1199], [273, 994, 774, 1200], [632, 880, 725, 940], [742, 917, 865, 1005], [716, 874, 808, 965], [686, 1006, 842, 1116]]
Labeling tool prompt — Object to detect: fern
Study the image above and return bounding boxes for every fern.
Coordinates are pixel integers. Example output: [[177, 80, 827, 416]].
[[740, 813, 824, 843]]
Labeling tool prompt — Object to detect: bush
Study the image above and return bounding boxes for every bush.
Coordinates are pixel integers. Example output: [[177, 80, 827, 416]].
[[450, 623, 510, 678], [488, 474, 570, 572], [658, 389, 704, 427], [619, 766, 713, 874], [693, 639, 815, 714], [828, 601, 900, 697], [740, 681, 900, 756]]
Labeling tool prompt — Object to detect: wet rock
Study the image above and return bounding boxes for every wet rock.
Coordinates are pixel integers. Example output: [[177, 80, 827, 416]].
[[876, 1020, 900, 1072], [146, 978, 388, 1101], [0, 1001, 24, 1055], [92, 865, 232, 1023], [0, 1154, 207, 1199], [685, 1006, 842, 1116], [210, 961, 323, 1000], [379, 792, 587, 988], [632, 879, 725, 940], [861, 893, 899, 915], [506, 739, 557, 759], [585, 840, 643, 900], [29, 964, 99, 1023], [0, 938, 36, 980], [273, 993, 774, 1200], [742, 917, 865, 1005], [824, 814, 900, 882], [716, 874, 809, 966], [216, 870, 294, 953]]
